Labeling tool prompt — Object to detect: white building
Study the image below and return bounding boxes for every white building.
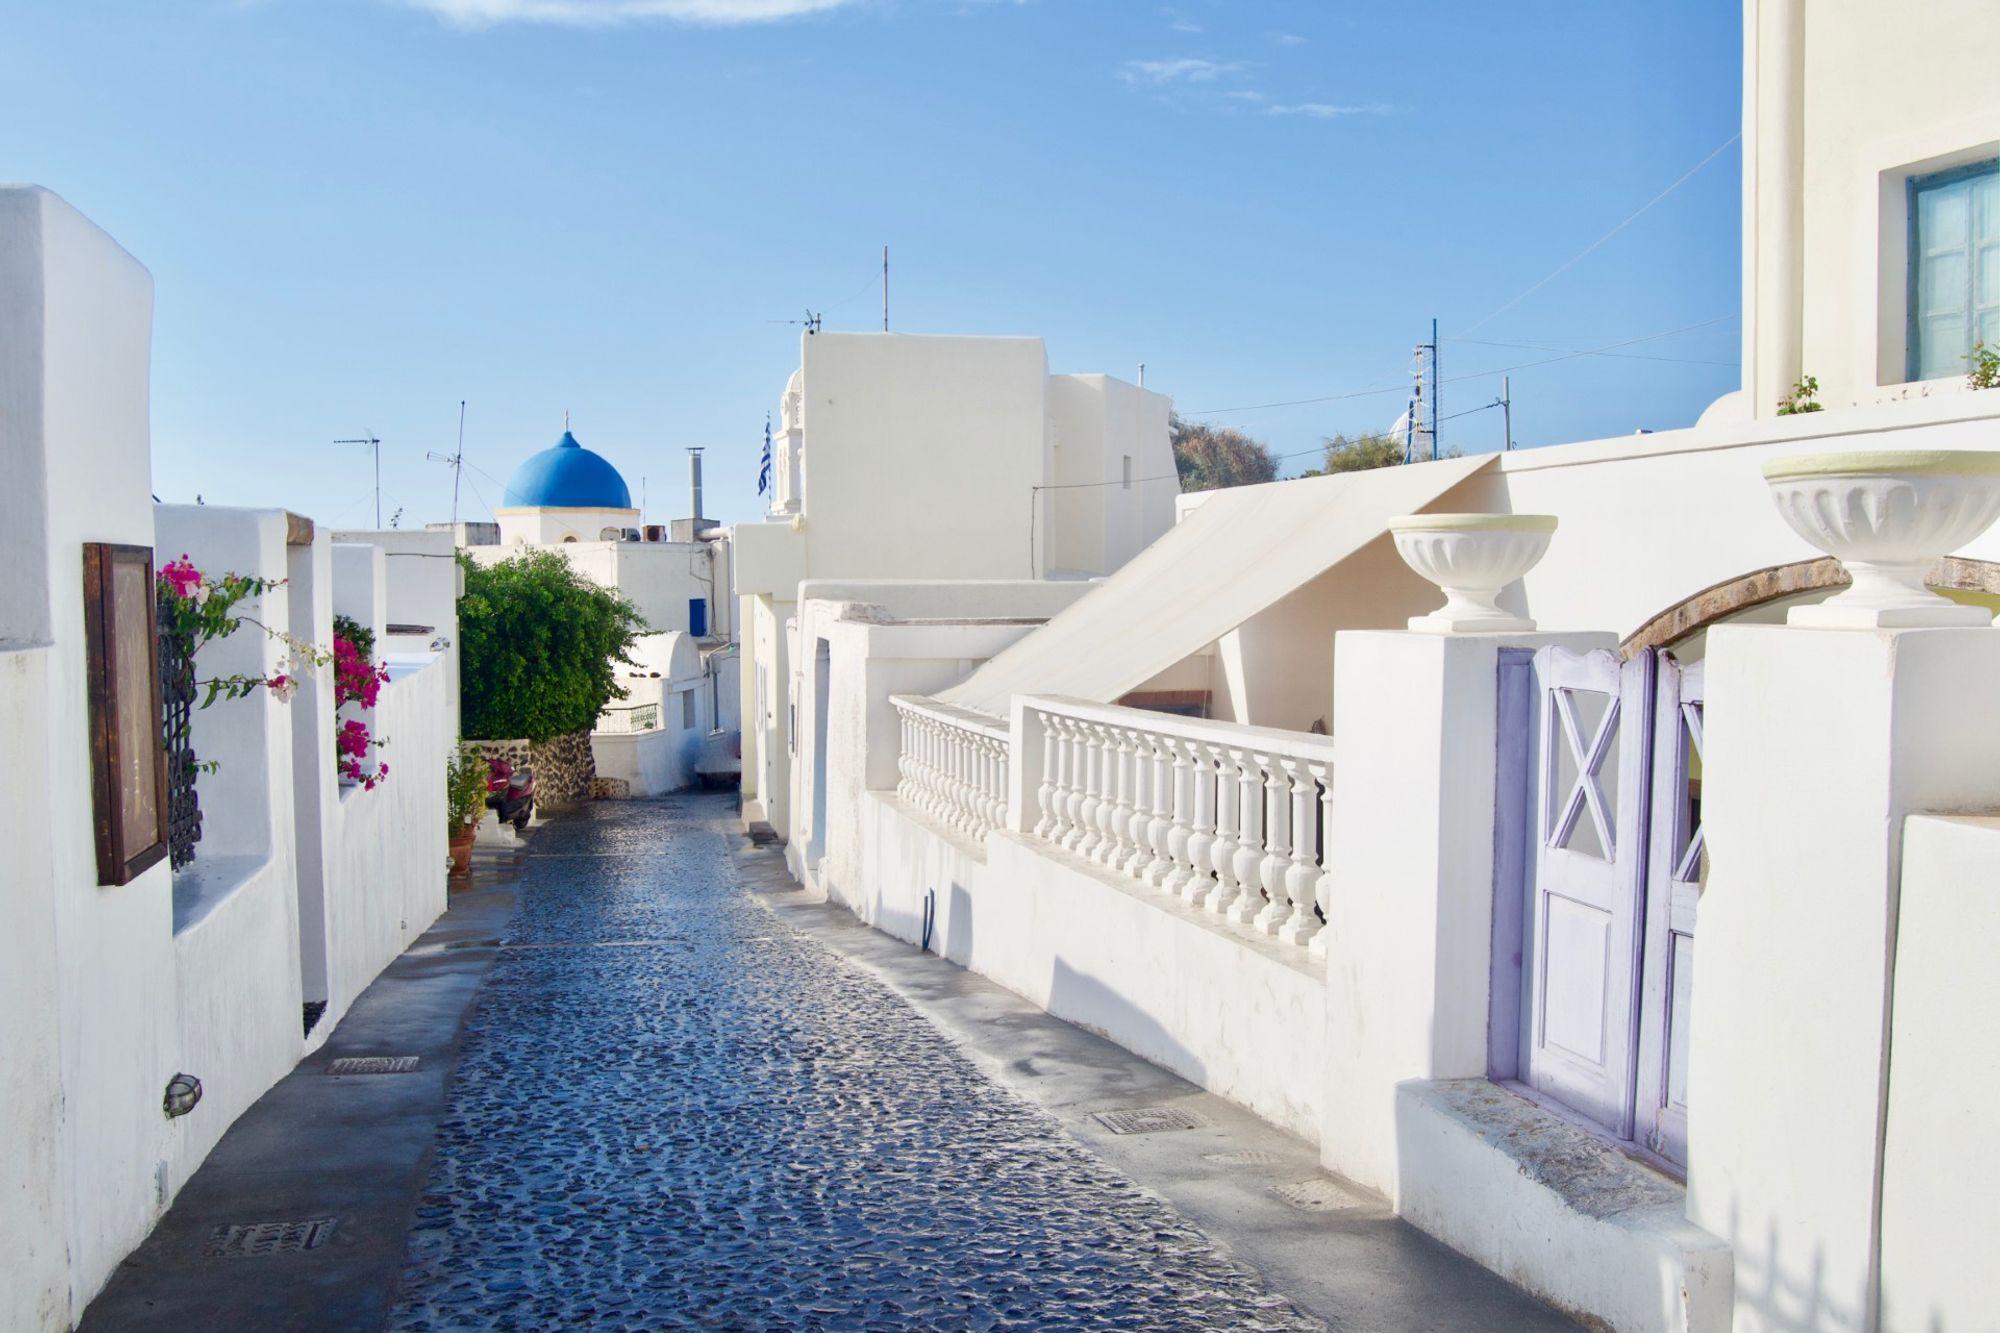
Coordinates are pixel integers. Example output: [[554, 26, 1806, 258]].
[[456, 430, 740, 792], [781, 4, 2000, 1330], [0, 188, 457, 1331], [736, 331, 1179, 847]]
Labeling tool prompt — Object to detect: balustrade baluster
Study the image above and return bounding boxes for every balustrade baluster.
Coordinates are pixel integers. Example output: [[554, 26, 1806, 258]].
[[1252, 754, 1292, 932], [1279, 760, 1323, 946], [1228, 751, 1269, 925], [1046, 716, 1075, 844], [1160, 737, 1193, 894], [1179, 744, 1218, 908], [1140, 732, 1174, 886], [1104, 730, 1136, 869], [1308, 760, 1333, 958], [1034, 713, 1060, 839], [1064, 720, 1096, 844], [1074, 726, 1105, 858], [1207, 745, 1243, 914], [1094, 727, 1125, 866], [1121, 731, 1154, 876]]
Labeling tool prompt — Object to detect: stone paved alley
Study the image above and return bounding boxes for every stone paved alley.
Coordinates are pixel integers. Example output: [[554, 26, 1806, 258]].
[[87, 794, 1571, 1331]]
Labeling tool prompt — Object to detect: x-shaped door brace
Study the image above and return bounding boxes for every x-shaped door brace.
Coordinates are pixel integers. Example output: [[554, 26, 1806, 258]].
[[1672, 701, 1705, 882], [1550, 687, 1619, 859]]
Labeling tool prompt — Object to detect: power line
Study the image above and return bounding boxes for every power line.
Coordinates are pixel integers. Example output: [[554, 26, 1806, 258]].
[[1184, 312, 1738, 417], [1461, 132, 1741, 335], [1441, 335, 1739, 368]]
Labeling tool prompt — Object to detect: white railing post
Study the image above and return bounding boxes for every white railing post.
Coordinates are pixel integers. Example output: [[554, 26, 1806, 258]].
[[1075, 726, 1105, 858], [1208, 744, 1243, 915], [1254, 753, 1293, 934], [1102, 728, 1134, 868], [1278, 758, 1322, 946], [1181, 745, 1218, 908], [1032, 710, 1058, 837], [1140, 731, 1174, 886], [1228, 751, 1269, 925]]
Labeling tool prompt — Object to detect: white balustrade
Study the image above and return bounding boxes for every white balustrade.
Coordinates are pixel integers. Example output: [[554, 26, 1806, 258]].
[[890, 695, 1011, 844], [1019, 697, 1336, 955]]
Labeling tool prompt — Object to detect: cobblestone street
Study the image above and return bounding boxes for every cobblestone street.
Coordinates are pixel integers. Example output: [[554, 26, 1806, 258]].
[[390, 796, 1326, 1331]]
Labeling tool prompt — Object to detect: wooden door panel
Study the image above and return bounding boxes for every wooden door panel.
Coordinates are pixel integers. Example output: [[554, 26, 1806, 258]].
[[1523, 647, 1652, 1138], [1638, 656, 1702, 1167]]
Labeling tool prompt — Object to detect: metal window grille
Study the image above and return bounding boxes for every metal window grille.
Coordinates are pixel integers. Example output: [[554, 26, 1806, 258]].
[[158, 601, 203, 870]]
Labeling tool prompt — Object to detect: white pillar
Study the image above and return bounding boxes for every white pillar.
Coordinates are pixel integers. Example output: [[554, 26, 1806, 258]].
[[1689, 624, 2000, 1333], [1319, 628, 1612, 1198]]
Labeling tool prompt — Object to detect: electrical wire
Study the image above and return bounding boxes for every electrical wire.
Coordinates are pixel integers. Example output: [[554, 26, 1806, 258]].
[[1461, 132, 1741, 335], [1441, 335, 1738, 368], [1183, 312, 1738, 417]]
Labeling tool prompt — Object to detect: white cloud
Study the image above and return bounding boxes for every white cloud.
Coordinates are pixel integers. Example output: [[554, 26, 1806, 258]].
[[1273, 32, 1306, 46], [1168, 17, 1201, 32], [1225, 89, 1267, 103], [1117, 56, 1243, 85], [1264, 100, 1389, 118], [399, 0, 857, 26]]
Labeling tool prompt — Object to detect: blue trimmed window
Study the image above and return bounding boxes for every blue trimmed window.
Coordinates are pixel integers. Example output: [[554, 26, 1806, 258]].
[[1908, 159, 2000, 382]]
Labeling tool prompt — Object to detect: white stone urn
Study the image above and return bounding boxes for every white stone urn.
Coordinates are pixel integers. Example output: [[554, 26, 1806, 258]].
[[1761, 450, 2000, 628], [1388, 513, 1559, 633]]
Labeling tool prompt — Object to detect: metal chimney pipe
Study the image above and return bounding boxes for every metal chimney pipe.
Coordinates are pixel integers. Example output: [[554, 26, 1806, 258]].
[[687, 447, 704, 521]]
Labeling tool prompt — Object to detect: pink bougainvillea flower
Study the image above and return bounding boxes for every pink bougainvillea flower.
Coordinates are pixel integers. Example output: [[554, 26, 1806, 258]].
[[160, 556, 204, 600], [265, 674, 294, 702]]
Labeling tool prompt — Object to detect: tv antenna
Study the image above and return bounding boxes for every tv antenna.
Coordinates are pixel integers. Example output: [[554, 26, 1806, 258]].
[[335, 433, 383, 526], [767, 308, 823, 335], [426, 401, 468, 525]]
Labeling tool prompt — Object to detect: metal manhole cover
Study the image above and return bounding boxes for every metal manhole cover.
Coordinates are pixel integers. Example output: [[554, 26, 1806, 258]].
[[204, 1218, 337, 1258], [1204, 1149, 1282, 1167], [327, 1056, 419, 1075], [1093, 1106, 1209, 1135], [1271, 1178, 1368, 1212]]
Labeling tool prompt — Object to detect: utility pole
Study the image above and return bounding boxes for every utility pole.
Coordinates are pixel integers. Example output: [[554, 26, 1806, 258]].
[[1429, 317, 1441, 461], [336, 433, 383, 526], [882, 245, 890, 332], [1502, 376, 1514, 451]]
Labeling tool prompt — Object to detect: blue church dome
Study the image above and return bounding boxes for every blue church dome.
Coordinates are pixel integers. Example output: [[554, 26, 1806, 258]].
[[502, 430, 632, 509]]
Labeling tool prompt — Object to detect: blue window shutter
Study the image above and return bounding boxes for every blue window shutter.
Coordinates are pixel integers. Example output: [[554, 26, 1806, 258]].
[[689, 598, 708, 637], [1909, 159, 2000, 381]]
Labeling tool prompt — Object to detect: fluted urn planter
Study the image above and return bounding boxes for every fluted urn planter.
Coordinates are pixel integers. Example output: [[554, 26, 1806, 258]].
[[1388, 513, 1559, 633], [1762, 451, 2000, 628]]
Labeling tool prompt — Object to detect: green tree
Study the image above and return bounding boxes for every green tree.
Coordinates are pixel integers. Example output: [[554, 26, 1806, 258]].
[[1299, 431, 1460, 476], [457, 549, 647, 742], [1171, 414, 1278, 492]]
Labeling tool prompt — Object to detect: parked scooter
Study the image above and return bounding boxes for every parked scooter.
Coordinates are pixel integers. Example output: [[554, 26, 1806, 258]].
[[485, 757, 536, 832]]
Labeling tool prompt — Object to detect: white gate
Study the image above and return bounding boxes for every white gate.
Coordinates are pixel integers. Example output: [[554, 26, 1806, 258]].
[[1505, 646, 1703, 1168]]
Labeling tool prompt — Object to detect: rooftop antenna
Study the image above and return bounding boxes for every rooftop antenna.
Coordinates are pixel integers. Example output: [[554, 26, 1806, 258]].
[[882, 244, 889, 332], [426, 400, 467, 525], [335, 433, 383, 526]]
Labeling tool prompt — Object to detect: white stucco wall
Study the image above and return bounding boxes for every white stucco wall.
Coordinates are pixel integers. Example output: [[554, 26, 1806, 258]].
[[323, 652, 451, 1025], [1880, 814, 2000, 1332], [494, 505, 639, 546], [474, 536, 732, 641], [1744, 0, 2000, 417], [1045, 373, 1177, 577]]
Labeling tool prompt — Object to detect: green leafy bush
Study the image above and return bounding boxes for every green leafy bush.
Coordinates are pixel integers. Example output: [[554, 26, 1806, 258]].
[[1970, 342, 1999, 392], [457, 549, 645, 743], [1777, 374, 1823, 415], [446, 744, 489, 831]]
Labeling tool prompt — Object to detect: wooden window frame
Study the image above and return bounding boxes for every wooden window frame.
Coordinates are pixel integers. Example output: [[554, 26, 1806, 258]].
[[82, 542, 170, 885], [1906, 157, 2000, 383]]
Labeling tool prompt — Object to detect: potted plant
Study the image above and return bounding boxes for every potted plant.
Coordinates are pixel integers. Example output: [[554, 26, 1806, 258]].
[[445, 745, 487, 878]]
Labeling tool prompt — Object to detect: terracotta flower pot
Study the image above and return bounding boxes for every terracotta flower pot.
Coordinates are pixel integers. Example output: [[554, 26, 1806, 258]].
[[448, 825, 476, 878]]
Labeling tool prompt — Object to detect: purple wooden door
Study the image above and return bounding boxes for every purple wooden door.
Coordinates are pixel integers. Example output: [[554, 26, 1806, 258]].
[[1523, 646, 1654, 1139], [1636, 654, 1702, 1166]]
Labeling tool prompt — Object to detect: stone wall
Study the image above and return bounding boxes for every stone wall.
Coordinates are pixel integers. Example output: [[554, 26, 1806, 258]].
[[465, 733, 595, 810]]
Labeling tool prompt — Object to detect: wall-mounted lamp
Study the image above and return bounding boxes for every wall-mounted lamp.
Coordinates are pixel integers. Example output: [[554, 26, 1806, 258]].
[[163, 1073, 202, 1119]]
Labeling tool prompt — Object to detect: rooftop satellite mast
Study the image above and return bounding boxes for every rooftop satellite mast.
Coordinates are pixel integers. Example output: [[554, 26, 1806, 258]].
[[425, 401, 467, 525], [335, 432, 383, 526]]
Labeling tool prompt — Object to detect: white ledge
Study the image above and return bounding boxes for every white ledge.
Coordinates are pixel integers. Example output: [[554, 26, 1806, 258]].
[[171, 853, 272, 936]]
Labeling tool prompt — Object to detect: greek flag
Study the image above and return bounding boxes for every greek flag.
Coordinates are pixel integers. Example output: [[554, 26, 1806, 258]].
[[757, 414, 772, 496]]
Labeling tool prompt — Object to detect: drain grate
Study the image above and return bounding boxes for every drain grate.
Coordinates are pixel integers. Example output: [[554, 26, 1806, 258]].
[[1271, 1178, 1368, 1212], [1204, 1149, 1282, 1167], [204, 1217, 337, 1258], [327, 1056, 419, 1075], [1093, 1106, 1209, 1135]]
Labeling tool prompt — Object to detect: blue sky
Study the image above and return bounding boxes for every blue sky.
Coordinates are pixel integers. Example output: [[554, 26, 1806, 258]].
[[3, 0, 1742, 530]]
